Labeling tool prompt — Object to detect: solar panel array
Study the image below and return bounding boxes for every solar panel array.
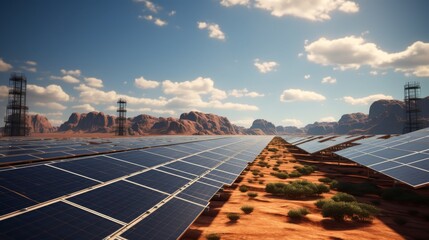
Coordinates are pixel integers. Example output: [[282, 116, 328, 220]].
[[0, 136, 271, 240], [335, 128, 429, 188], [282, 135, 362, 154]]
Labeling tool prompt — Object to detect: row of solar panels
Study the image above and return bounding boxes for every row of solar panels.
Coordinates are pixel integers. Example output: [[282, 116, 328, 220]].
[[0, 135, 224, 165], [0, 136, 272, 240], [282, 128, 429, 188]]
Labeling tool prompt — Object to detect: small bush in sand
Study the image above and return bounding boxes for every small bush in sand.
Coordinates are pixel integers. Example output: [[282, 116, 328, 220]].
[[266, 180, 329, 199], [272, 167, 279, 171], [318, 177, 333, 183], [332, 192, 357, 202], [272, 171, 288, 179], [322, 201, 378, 222], [247, 192, 258, 198], [288, 208, 309, 219], [227, 213, 240, 222], [289, 171, 302, 178], [206, 233, 221, 240], [239, 185, 249, 192], [241, 205, 254, 214], [315, 199, 332, 209]]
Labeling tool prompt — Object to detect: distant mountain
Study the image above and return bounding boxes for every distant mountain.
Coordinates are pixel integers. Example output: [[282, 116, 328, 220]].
[[249, 119, 277, 135], [27, 114, 56, 133], [58, 111, 239, 135]]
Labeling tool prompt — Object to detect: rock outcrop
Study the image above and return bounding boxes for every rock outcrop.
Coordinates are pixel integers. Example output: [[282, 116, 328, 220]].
[[59, 112, 116, 132], [26, 114, 56, 133], [249, 119, 277, 135]]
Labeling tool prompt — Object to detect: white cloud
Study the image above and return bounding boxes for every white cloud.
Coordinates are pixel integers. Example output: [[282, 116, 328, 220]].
[[0, 85, 8, 98], [254, 0, 358, 21], [229, 88, 264, 98], [154, 18, 167, 26], [304, 74, 310, 79], [322, 76, 336, 84], [84, 77, 103, 88], [72, 104, 96, 112], [305, 36, 429, 77], [35, 102, 67, 110], [60, 69, 81, 77], [343, 94, 393, 105], [220, 0, 250, 7], [281, 118, 304, 127], [134, 0, 158, 13], [163, 77, 226, 100], [168, 10, 176, 16], [135, 76, 160, 89], [21, 66, 37, 72], [28, 84, 70, 102], [51, 75, 80, 84], [369, 70, 378, 76], [254, 59, 278, 73], [298, 53, 304, 58], [49, 119, 65, 127], [280, 89, 326, 102], [26, 61, 37, 66], [319, 116, 336, 122], [127, 107, 175, 116], [231, 118, 254, 128], [197, 21, 225, 40], [0, 58, 13, 71]]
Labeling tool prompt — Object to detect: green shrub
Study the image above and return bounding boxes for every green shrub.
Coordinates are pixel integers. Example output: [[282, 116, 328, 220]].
[[272, 167, 279, 171], [321, 201, 378, 222], [382, 187, 429, 204], [252, 171, 260, 176], [247, 192, 258, 198], [319, 177, 333, 183], [329, 180, 338, 189], [315, 199, 332, 209], [241, 205, 254, 214], [247, 179, 254, 183], [266, 180, 329, 199], [268, 148, 278, 152], [295, 165, 316, 175], [227, 213, 240, 221], [332, 192, 357, 202], [272, 171, 289, 179], [206, 233, 221, 240], [259, 180, 264, 184], [288, 208, 309, 219], [276, 160, 283, 165], [259, 173, 264, 177], [289, 171, 302, 178], [239, 185, 249, 192]]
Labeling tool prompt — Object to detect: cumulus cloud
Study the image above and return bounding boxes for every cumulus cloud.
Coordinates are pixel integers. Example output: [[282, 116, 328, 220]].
[[231, 118, 254, 128], [135, 76, 160, 89], [305, 36, 429, 77], [0, 85, 9, 98], [51, 75, 80, 84], [163, 77, 227, 100], [220, 0, 250, 7], [0, 58, 13, 72], [254, 59, 278, 73], [140, 15, 167, 27], [304, 74, 311, 79], [26, 61, 37, 66], [229, 88, 264, 98], [319, 116, 336, 122], [197, 21, 225, 40], [254, 0, 358, 21], [281, 118, 304, 127], [72, 104, 96, 112], [154, 18, 167, 26], [280, 89, 326, 102], [35, 102, 67, 110], [60, 69, 81, 77], [84, 77, 103, 88], [343, 94, 393, 105], [168, 11, 176, 16], [134, 0, 158, 13], [21, 66, 37, 72], [27, 84, 70, 102], [322, 76, 336, 84]]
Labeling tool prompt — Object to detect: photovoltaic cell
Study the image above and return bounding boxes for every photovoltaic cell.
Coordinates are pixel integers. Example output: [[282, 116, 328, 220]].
[[176, 182, 219, 205], [0, 155, 39, 164], [0, 187, 37, 216], [52, 156, 145, 182], [156, 166, 197, 179], [110, 150, 173, 168], [121, 198, 205, 240], [164, 161, 210, 176], [144, 148, 190, 159], [69, 181, 166, 223], [180, 155, 220, 168], [127, 170, 192, 194], [0, 202, 121, 240], [0, 165, 97, 202]]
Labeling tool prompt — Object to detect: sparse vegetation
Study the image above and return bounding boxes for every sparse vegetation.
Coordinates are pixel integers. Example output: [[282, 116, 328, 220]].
[[321, 201, 378, 222], [241, 205, 254, 214], [227, 213, 240, 222], [272, 171, 289, 179], [318, 177, 333, 183], [265, 180, 330, 199], [239, 185, 249, 192], [332, 192, 357, 202], [315, 199, 331, 209], [247, 192, 258, 198], [268, 148, 278, 152], [288, 208, 309, 219], [206, 233, 221, 240], [289, 170, 302, 178], [272, 167, 279, 171]]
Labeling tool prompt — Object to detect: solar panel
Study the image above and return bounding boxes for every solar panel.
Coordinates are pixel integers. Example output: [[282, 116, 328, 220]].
[[109, 150, 174, 167], [127, 170, 192, 194], [51, 156, 145, 182], [0, 187, 37, 216], [69, 181, 167, 223], [176, 181, 220, 206], [164, 161, 210, 176], [120, 198, 205, 240], [0, 202, 121, 240], [335, 127, 429, 188]]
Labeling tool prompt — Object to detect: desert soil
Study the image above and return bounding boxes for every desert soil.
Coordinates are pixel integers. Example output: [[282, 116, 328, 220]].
[[182, 137, 429, 240]]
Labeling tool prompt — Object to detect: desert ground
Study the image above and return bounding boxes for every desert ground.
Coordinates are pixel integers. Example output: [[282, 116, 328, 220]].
[[182, 137, 429, 240]]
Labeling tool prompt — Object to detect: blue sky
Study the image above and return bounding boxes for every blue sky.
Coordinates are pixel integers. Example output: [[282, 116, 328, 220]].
[[0, 0, 428, 127]]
